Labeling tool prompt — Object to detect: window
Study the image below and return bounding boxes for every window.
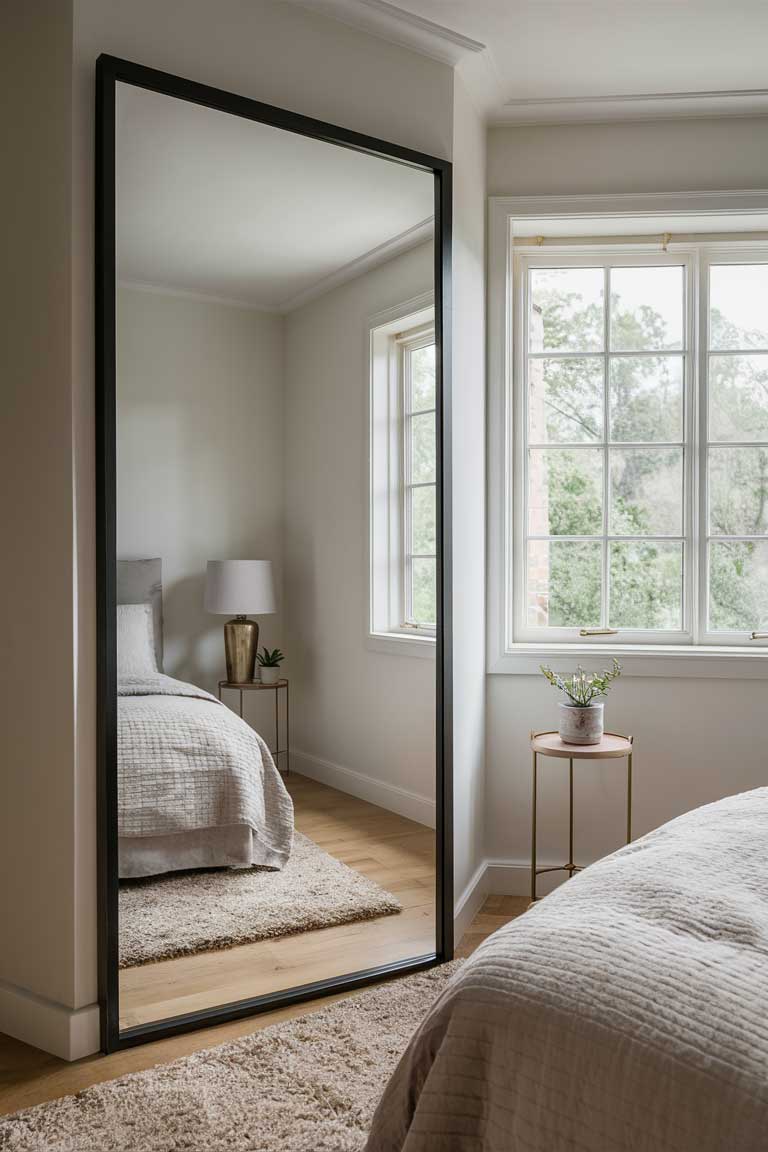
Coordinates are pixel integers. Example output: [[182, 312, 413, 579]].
[[511, 247, 768, 649], [369, 297, 436, 652]]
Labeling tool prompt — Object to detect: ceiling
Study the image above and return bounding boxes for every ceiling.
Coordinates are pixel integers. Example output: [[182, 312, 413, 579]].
[[296, 0, 768, 124], [116, 83, 434, 310]]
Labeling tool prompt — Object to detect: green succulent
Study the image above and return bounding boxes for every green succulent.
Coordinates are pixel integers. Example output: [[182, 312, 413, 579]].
[[257, 647, 284, 668]]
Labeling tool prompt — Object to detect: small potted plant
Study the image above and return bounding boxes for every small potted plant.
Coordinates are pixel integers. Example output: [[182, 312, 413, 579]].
[[257, 647, 284, 685], [540, 658, 622, 745]]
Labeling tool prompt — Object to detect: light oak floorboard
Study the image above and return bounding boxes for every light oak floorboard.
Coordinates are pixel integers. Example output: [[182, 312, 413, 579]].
[[119, 775, 436, 1027]]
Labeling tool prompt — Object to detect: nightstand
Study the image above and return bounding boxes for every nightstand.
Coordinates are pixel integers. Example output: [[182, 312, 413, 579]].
[[217, 678, 290, 774]]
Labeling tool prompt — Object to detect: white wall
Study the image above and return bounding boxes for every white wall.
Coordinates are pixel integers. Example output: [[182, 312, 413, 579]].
[[488, 116, 768, 197], [484, 116, 768, 895], [116, 287, 284, 696], [450, 73, 487, 936], [283, 242, 436, 821]]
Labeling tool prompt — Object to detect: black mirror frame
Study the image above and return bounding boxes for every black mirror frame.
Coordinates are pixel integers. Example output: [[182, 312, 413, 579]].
[[95, 54, 453, 1054]]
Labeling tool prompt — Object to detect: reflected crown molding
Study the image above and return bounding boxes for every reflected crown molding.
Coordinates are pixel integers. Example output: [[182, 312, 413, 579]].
[[118, 216, 434, 315], [280, 215, 433, 313]]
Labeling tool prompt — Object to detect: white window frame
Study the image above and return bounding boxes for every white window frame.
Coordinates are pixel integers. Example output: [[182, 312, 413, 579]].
[[487, 190, 768, 678], [401, 327, 438, 635], [513, 248, 695, 647], [367, 293, 436, 658]]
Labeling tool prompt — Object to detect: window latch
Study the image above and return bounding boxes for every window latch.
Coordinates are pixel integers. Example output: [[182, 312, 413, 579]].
[[579, 628, 619, 637], [750, 631, 768, 640]]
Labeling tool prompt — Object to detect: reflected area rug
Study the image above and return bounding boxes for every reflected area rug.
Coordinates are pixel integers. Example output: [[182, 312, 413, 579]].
[[0, 963, 461, 1152], [119, 832, 402, 967]]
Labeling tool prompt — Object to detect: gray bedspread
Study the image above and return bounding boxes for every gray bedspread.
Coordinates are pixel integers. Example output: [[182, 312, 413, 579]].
[[118, 673, 293, 869], [366, 787, 768, 1151]]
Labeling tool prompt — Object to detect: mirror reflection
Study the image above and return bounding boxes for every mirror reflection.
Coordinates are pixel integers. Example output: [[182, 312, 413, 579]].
[[114, 82, 437, 1030]]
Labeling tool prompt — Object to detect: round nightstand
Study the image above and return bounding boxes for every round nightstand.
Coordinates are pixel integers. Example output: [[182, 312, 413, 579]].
[[530, 730, 633, 902], [217, 678, 290, 774]]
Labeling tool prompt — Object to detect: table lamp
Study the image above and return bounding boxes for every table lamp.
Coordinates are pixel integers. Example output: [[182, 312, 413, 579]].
[[205, 560, 275, 683]]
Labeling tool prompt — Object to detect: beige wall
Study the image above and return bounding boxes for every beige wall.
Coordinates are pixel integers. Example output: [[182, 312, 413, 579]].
[[283, 242, 437, 814], [116, 288, 285, 697], [0, 0, 79, 1020], [485, 115, 768, 892]]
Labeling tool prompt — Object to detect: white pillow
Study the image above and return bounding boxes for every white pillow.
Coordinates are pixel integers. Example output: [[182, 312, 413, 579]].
[[117, 603, 159, 677]]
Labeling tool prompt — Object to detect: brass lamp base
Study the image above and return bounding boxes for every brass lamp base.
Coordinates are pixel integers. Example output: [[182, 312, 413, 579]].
[[224, 616, 259, 683]]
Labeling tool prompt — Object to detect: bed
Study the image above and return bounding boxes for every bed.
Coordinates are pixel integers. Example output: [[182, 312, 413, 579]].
[[117, 559, 293, 879], [365, 787, 768, 1152]]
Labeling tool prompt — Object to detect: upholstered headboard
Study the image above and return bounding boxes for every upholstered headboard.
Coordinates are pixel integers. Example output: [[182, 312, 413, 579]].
[[117, 558, 163, 670]]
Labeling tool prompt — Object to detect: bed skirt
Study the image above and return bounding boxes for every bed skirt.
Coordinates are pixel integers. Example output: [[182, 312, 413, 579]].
[[119, 825, 287, 878]]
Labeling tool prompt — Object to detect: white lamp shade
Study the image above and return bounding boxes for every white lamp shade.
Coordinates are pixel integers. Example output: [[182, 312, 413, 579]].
[[205, 560, 276, 615]]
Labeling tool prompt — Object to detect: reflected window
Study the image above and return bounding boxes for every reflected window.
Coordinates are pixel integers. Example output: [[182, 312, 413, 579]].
[[369, 301, 437, 645]]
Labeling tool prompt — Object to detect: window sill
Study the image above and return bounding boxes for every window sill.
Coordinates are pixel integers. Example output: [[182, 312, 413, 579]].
[[367, 631, 436, 659], [490, 643, 768, 679]]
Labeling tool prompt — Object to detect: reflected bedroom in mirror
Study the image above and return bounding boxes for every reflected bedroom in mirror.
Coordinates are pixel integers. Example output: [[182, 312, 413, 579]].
[[100, 61, 450, 1045]]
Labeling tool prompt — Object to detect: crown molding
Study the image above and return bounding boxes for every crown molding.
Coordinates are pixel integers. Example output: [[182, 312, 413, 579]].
[[290, 0, 485, 66], [118, 216, 434, 315], [493, 87, 768, 126], [489, 190, 768, 220]]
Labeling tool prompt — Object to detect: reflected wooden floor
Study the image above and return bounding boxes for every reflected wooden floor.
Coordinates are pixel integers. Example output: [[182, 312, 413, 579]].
[[0, 892, 529, 1117], [119, 773, 436, 1028]]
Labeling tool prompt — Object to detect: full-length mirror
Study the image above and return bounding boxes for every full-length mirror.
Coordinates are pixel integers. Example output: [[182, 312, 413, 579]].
[[97, 57, 451, 1050]]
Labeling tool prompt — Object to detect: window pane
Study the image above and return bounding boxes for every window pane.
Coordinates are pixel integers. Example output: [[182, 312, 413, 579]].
[[709, 541, 768, 631], [411, 485, 435, 554], [529, 267, 604, 353], [528, 449, 603, 536], [527, 540, 601, 628], [410, 343, 435, 411], [710, 265, 768, 351], [609, 355, 683, 442], [609, 541, 683, 630], [609, 448, 683, 535], [610, 266, 684, 352], [410, 412, 435, 483], [528, 357, 603, 443], [709, 354, 768, 442], [411, 557, 436, 626], [709, 446, 768, 535]]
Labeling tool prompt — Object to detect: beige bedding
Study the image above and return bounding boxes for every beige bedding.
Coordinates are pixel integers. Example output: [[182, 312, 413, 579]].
[[365, 788, 768, 1151]]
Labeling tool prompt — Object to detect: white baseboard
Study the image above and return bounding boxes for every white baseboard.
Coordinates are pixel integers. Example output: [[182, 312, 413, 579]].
[[454, 856, 570, 943], [0, 979, 100, 1061], [453, 860, 489, 943], [292, 749, 436, 828]]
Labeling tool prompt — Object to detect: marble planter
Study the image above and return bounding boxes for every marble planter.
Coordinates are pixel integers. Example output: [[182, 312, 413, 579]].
[[559, 701, 604, 745]]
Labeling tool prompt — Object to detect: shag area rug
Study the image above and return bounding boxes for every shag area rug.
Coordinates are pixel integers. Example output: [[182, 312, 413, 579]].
[[119, 832, 402, 967], [1, 962, 462, 1152]]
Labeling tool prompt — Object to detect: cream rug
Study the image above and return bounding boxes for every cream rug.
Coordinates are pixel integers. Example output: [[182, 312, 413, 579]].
[[0, 962, 461, 1151], [119, 832, 402, 967]]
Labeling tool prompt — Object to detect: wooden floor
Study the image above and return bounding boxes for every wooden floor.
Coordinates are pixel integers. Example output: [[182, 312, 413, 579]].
[[0, 892, 528, 1117], [120, 774, 436, 1027]]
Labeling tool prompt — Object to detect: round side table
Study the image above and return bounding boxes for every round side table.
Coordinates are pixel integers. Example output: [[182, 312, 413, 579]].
[[530, 730, 633, 902]]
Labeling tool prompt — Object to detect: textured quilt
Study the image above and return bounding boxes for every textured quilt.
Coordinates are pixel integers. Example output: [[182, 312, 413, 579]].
[[365, 787, 768, 1151], [118, 673, 293, 867]]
